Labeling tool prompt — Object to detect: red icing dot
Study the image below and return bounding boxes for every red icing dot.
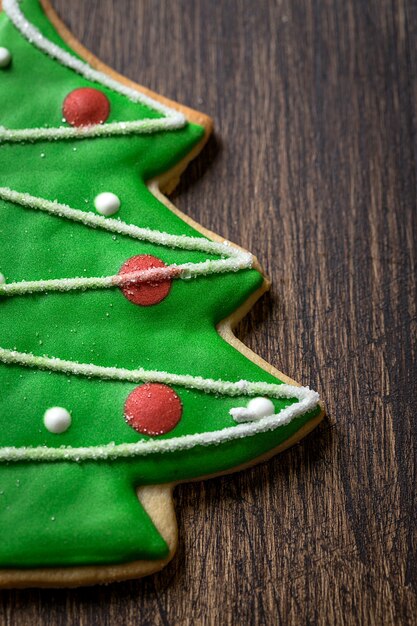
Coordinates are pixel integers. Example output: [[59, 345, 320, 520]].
[[124, 383, 183, 436], [118, 254, 173, 306], [63, 87, 110, 127]]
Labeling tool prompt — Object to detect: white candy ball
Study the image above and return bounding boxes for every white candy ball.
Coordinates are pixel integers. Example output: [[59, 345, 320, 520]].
[[0, 273, 5, 285], [94, 192, 121, 216], [44, 407, 72, 434], [247, 397, 275, 419], [0, 47, 12, 68]]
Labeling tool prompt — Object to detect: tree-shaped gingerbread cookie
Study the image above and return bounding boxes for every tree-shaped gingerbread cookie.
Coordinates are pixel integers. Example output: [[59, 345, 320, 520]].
[[0, 0, 323, 587]]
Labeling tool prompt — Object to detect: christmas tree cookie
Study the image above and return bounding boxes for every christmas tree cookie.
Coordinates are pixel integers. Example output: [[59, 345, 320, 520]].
[[0, 0, 323, 587]]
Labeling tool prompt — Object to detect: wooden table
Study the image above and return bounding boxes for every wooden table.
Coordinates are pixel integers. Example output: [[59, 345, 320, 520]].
[[2, 0, 416, 624]]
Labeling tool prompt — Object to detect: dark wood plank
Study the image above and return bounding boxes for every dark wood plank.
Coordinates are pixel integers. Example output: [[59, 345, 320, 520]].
[[1, 0, 416, 623]]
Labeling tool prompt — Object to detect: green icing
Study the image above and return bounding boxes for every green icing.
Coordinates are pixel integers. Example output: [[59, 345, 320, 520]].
[[0, 0, 320, 568]]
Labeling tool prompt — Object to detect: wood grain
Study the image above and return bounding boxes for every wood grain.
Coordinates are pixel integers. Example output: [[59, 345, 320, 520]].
[[1, 0, 416, 623]]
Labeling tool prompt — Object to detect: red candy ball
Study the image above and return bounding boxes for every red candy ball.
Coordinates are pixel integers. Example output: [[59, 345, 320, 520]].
[[63, 87, 110, 127], [118, 254, 173, 306], [124, 383, 183, 436]]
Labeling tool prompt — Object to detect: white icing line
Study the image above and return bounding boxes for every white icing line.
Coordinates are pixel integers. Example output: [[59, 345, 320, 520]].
[[0, 187, 252, 296], [0, 392, 318, 462], [0, 188, 247, 258], [0, 347, 319, 462], [0, 117, 186, 142], [0, 347, 314, 398], [0, 348, 319, 461], [0, 267, 180, 296], [3, 0, 181, 113], [1, 0, 187, 141], [0, 257, 250, 296]]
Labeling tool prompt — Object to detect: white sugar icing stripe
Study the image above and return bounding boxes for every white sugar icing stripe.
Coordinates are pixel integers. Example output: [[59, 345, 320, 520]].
[[1, 0, 186, 142], [0, 257, 250, 296], [0, 346, 319, 463], [0, 187, 252, 296], [0, 347, 319, 463], [0, 116, 186, 142], [0, 347, 317, 401], [0, 188, 248, 260], [0, 389, 319, 463], [3, 0, 185, 122]]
